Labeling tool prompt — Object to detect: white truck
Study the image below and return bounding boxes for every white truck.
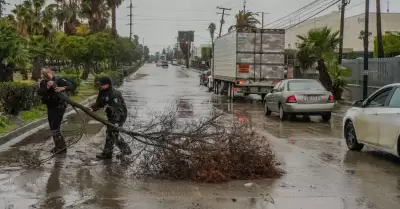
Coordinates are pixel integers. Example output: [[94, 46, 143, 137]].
[[212, 28, 285, 100]]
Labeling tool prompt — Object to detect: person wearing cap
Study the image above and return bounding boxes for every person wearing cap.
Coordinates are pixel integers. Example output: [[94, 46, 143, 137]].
[[90, 76, 132, 159], [38, 67, 74, 154]]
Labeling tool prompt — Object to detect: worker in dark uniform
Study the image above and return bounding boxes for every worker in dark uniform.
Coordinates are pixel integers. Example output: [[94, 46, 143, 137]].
[[38, 68, 74, 154], [90, 76, 132, 159]]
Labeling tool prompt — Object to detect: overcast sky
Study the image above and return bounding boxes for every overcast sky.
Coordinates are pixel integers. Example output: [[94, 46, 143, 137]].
[[4, 0, 400, 54]]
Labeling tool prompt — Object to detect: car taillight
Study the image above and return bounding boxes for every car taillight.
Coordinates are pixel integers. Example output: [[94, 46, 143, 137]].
[[204, 76, 208, 80], [273, 81, 279, 86], [237, 80, 246, 85], [328, 95, 334, 102], [286, 95, 297, 103]]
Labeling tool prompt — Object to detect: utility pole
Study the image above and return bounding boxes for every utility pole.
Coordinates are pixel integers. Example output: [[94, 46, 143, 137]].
[[217, 7, 231, 37], [127, 1, 135, 41], [243, 0, 246, 12], [376, 0, 384, 57], [338, 0, 350, 64], [256, 12, 269, 29], [363, 0, 370, 100]]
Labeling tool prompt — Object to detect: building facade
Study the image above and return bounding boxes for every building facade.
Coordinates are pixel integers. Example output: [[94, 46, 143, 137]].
[[285, 12, 400, 52]]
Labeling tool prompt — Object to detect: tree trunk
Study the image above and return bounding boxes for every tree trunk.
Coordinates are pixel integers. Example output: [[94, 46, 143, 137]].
[[316, 59, 332, 92], [81, 62, 90, 80], [376, 0, 384, 58], [31, 59, 42, 81], [0, 63, 14, 82]]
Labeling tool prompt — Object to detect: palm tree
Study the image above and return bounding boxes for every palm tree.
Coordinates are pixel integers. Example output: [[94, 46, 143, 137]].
[[208, 22, 216, 71], [10, 0, 56, 37], [376, 0, 384, 57], [296, 27, 340, 91], [358, 30, 372, 41], [106, 0, 123, 37], [52, 0, 81, 35], [228, 10, 260, 32], [80, 0, 110, 33]]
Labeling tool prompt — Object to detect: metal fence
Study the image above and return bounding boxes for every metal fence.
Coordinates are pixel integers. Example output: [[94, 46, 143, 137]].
[[342, 57, 400, 101]]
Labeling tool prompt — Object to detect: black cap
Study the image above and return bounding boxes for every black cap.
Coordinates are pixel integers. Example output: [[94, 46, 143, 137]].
[[97, 76, 112, 85]]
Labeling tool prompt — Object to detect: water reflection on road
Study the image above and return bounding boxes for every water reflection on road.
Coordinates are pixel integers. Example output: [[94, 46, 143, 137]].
[[0, 64, 399, 209]]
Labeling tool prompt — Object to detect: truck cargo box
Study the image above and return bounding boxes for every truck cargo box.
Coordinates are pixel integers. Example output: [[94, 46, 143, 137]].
[[213, 28, 285, 83]]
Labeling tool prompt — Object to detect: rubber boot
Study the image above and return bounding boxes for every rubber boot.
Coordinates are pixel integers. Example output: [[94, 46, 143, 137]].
[[96, 153, 112, 159], [51, 131, 67, 155]]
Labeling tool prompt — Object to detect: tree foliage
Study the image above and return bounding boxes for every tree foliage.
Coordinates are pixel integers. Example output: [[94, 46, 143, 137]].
[[0, 0, 150, 82], [374, 33, 400, 57], [228, 10, 260, 32], [296, 27, 340, 94]]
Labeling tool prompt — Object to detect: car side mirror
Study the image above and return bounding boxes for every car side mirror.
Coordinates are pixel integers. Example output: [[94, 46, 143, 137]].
[[352, 100, 363, 107]]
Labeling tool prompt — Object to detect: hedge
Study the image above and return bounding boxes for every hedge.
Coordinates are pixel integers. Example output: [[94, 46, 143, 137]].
[[0, 82, 41, 115], [94, 70, 124, 88]]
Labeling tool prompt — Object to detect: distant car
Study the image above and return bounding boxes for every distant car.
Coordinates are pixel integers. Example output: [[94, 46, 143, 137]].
[[156, 61, 162, 67], [343, 83, 400, 157], [199, 70, 211, 86], [264, 79, 335, 121], [161, 61, 169, 67]]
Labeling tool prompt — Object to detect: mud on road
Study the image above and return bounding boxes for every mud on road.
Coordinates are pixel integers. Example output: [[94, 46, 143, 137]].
[[0, 64, 399, 209]]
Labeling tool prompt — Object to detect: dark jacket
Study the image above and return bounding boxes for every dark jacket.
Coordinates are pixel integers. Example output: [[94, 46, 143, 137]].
[[91, 87, 128, 125], [38, 76, 74, 108]]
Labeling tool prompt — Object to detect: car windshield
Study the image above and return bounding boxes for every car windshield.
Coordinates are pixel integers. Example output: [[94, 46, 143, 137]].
[[288, 80, 326, 91]]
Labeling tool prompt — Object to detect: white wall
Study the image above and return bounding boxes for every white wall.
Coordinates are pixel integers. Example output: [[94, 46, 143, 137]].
[[285, 12, 400, 52]]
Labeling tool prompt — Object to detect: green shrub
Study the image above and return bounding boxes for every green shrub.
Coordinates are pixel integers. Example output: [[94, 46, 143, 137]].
[[0, 114, 10, 127], [125, 65, 140, 75], [94, 70, 124, 88], [63, 68, 79, 75], [0, 82, 41, 115]]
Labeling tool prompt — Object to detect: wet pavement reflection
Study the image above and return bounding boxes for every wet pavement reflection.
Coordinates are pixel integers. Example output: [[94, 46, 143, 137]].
[[0, 64, 399, 208]]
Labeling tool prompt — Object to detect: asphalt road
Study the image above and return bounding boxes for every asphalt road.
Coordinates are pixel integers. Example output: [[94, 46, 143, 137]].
[[0, 64, 399, 209]]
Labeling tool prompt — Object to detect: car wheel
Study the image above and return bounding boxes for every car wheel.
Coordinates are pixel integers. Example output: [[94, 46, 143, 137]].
[[279, 105, 288, 121], [321, 113, 332, 121], [264, 102, 271, 116], [344, 121, 364, 151]]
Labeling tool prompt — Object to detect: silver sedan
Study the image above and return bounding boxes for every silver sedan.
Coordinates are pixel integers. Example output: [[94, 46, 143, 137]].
[[264, 79, 335, 121]]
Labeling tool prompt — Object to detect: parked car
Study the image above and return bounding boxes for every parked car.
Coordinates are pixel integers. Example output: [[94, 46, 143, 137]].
[[264, 79, 335, 121], [343, 84, 400, 157], [162, 61, 169, 68], [199, 70, 211, 86]]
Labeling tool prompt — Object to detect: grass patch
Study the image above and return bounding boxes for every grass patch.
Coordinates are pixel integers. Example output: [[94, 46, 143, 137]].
[[0, 115, 17, 135], [20, 106, 46, 121]]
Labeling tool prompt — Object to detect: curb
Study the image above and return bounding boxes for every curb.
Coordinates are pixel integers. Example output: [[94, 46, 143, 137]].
[[0, 95, 98, 148], [0, 66, 142, 149]]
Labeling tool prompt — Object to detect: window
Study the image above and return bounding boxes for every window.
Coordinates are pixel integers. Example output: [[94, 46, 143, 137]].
[[388, 88, 400, 107], [364, 88, 393, 107], [288, 80, 326, 91]]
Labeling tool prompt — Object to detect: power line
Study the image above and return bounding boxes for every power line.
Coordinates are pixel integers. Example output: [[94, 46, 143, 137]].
[[286, 0, 341, 30], [281, 0, 364, 30], [275, 0, 339, 29], [272, 0, 336, 28], [264, 0, 327, 28]]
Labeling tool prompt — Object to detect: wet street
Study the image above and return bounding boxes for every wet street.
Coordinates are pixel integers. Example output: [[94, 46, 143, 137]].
[[0, 64, 400, 209]]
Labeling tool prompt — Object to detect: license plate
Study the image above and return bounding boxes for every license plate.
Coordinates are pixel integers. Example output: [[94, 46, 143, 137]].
[[304, 96, 321, 101]]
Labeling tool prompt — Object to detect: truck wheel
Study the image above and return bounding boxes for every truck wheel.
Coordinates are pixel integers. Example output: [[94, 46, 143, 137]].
[[321, 113, 331, 122]]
